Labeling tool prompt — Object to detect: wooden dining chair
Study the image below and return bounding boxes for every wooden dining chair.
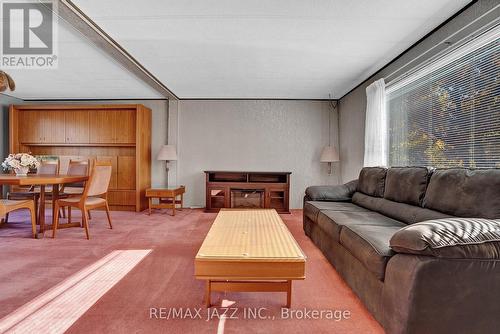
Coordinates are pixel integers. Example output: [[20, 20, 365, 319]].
[[52, 161, 113, 239], [6, 159, 60, 223], [51, 159, 90, 219], [0, 199, 37, 238], [60, 159, 90, 196]]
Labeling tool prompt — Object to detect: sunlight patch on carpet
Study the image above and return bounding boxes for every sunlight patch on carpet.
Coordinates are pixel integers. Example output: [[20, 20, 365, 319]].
[[217, 299, 236, 334], [0, 249, 152, 334]]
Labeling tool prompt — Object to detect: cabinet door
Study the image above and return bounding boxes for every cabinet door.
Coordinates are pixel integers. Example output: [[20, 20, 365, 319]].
[[65, 110, 89, 143], [19, 110, 42, 143], [117, 156, 136, 190], [207, 187, 227, 210], [114, 110, 136, 144], [267, 188, 286, 212], [89, 110, 115, 144], [107, 190, 136, 208], [41, 111, 65, 143]]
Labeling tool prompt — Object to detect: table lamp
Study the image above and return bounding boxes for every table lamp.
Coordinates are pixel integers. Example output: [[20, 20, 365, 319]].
[[320, 145, 339, 175], [157, 145, 177, 174]]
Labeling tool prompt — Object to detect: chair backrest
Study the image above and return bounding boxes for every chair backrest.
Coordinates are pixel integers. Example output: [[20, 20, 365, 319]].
[[84, 161, 112, 197], [62, 159, 90, 190], [66, 160, 90, 175], [27, 159, 60, 192], [37, 159, 60, 174], [67, 159, 89, 176]]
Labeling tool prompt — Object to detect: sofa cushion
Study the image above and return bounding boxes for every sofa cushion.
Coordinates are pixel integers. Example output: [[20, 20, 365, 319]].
[[340, 224, 402, 280], [384, 167, 431, 206], [423, 168, 500, 219], [304, 201, 369, 222], [353, 192, 453, 224], [352, 192, 384, 211], [357, 167, 387, 197], [317, 210, 405, 242], [390, 218, 500, 258]]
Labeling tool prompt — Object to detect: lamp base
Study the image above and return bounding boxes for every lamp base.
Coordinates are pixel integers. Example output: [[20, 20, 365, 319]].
[[165, 161, 170, 187], [327, 162, 333, 175]]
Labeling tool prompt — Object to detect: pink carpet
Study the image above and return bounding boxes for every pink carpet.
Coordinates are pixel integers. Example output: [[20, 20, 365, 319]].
[[0, 209, 383, 333]]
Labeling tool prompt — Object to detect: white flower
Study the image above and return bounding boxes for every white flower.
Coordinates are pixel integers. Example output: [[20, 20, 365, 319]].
[[1, 153, 40, 171]]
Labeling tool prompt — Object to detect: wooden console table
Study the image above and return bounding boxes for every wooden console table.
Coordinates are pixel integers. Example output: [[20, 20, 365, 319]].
[[146, 186, 185, 216], [204, 171, 291, 213]]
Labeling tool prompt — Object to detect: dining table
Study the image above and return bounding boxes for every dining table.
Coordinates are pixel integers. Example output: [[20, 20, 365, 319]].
[[0, 174, 89, 238]]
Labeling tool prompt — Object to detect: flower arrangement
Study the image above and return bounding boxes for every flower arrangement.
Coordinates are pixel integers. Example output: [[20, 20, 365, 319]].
[[1, 153, 40, 176]]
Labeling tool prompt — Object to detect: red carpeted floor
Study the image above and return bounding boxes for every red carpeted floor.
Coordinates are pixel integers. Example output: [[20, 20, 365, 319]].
[[0, 209, 383, 334]]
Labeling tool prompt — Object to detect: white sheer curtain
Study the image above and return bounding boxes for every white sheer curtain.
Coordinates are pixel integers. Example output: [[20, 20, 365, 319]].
[[363, 78, 387, 167]]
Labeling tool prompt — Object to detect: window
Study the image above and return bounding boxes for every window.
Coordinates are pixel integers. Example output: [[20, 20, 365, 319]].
[[386, 27, 500, 168]]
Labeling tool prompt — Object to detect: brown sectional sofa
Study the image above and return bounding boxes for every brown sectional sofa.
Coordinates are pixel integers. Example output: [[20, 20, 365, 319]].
[[303, 167, 500, 334]]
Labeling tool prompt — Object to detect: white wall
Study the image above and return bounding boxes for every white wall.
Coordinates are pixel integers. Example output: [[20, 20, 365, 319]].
[[338, 0, 498, 182], [3, 97, 338, 208], [167, 99, 179, 187], [171, 100, 339, 209]]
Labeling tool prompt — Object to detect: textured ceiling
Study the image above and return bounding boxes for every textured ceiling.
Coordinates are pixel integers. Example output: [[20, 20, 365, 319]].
[[2, 11, 163, 100], [72, 0, 470, 99], [5, 0, 471, 99]]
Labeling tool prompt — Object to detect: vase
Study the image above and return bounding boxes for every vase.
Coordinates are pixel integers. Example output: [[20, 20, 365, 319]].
[[14, 166, 29, 176]]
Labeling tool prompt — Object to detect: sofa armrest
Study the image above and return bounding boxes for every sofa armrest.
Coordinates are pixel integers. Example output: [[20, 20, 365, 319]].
[[390, 218, 500, 258], [305, 180, 358, 202]]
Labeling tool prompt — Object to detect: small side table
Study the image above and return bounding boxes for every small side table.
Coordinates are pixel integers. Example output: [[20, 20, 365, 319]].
[[146, 186, 185, 216]]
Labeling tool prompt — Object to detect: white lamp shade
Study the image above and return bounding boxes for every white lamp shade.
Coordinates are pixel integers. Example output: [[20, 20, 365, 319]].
[[320, 146, 339, 162], [157, 145, 177, 161]]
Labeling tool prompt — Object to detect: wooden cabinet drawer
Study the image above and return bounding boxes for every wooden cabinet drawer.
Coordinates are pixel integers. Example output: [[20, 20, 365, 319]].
[[145, 189, 169, 197]]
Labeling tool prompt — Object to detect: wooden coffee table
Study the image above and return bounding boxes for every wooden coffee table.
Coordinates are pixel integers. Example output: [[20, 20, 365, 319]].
[[195, 209, 306, 307]]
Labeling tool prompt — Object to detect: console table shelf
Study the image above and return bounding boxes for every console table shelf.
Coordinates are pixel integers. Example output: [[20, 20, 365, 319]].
[[204, 171, 291, 213]]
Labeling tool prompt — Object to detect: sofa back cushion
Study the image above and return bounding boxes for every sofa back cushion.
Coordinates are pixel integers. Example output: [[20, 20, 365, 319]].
[[357, 167, 387, 198], [384, 167, 431, 206], [423, 168, 500, 219], [353, 192, 453, 224]]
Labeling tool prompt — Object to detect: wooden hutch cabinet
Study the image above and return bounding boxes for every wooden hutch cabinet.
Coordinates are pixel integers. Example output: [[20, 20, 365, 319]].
[[9, 104, 151, 211], [204, 171, 291, 213]]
